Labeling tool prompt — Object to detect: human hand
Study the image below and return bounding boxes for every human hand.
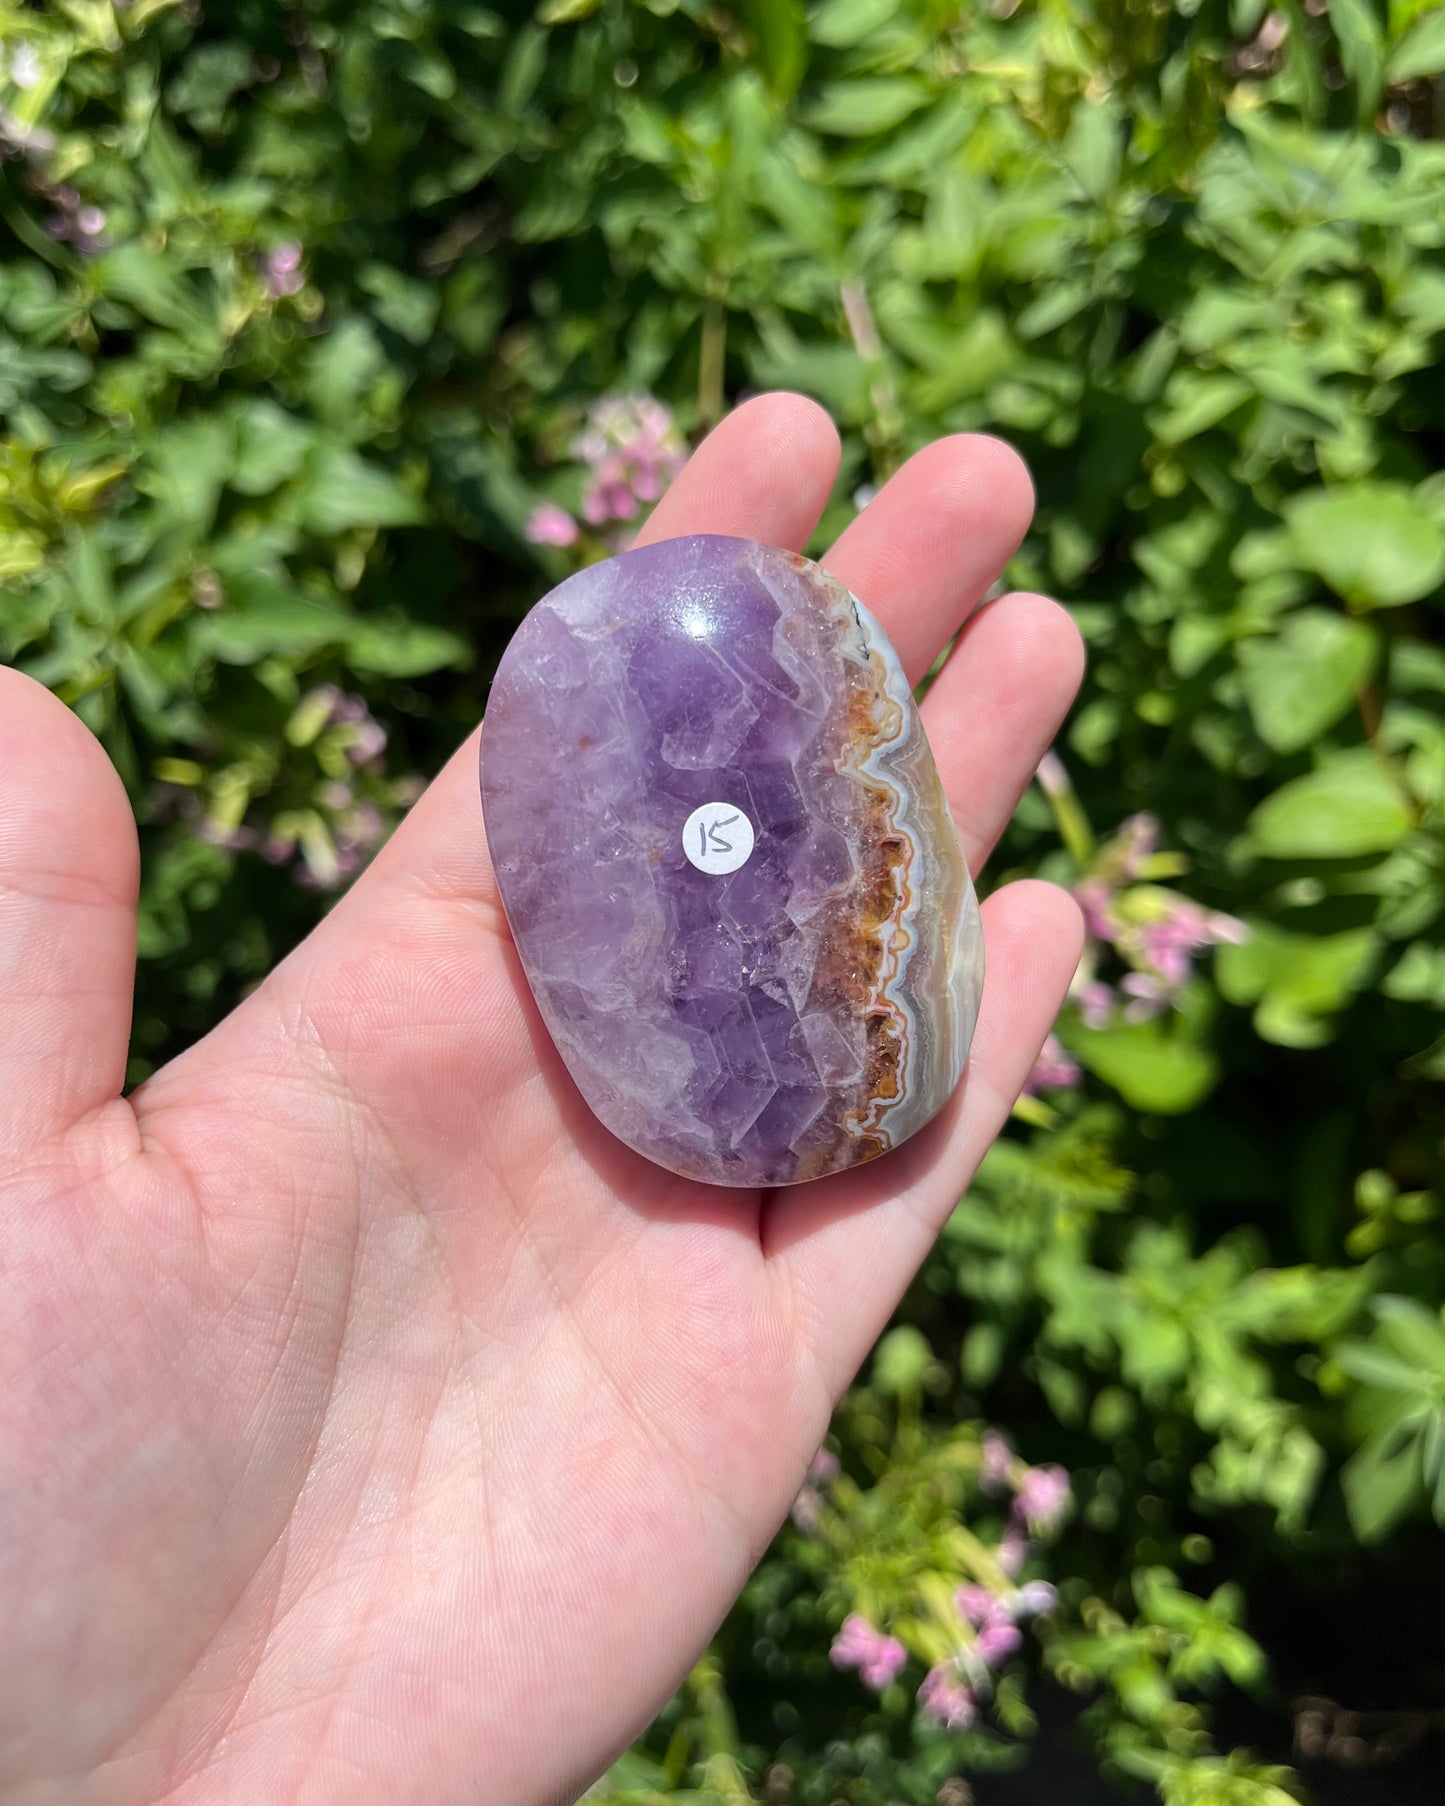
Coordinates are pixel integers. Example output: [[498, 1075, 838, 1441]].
[[0, 395, 1083, 1806]]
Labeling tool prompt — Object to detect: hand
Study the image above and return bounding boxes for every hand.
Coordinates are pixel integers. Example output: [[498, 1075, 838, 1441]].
[[0, 395, 1083, 1806]]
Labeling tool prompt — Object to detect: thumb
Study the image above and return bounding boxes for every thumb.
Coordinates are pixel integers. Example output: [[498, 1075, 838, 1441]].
[[0, 668, 139, 1156]]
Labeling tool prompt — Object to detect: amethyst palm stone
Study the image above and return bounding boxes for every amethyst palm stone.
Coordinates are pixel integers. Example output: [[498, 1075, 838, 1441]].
[[481, 534, 983, 1188]]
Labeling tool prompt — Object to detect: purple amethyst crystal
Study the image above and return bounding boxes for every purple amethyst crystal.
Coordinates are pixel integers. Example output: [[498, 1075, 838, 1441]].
[[480, 535, 983, 1187]]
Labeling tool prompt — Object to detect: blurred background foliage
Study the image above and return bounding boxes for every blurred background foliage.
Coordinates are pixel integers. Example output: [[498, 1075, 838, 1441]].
[[2, 0, 1444, 1799]]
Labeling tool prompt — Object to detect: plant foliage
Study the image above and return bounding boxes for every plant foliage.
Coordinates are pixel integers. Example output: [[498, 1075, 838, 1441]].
[[2, 0, 1443, 1798]]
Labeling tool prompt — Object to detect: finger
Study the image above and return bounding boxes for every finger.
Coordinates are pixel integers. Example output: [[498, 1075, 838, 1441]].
[[357, 392, 842, 909], [633, 391, 841, 551], [922, 591, 1085, 872], [764, 881, 1084, 1403], [0, 669, 139, 1155], [824, 434, 1034, 683]]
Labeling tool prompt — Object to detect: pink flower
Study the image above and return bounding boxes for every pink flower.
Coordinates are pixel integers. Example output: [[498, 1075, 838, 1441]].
[[1127, 897, 1249, 1006], [974, 1617, 1023, 1665], [41, 186, 108, 254], [830, 1615, 907, 1692], [860, 1637, 908, 1690], [575, 393, 686, 524], [526, 501, 579, 547], [1012, 1580, 1059, 1618], [1015, 1464, 1071, 1533], [956, 1584, 996, 1626], [343, 802, 386, 849], [1034, 750, 1071, 799], [1151, 901, 1246, 969], [1139, 916, 1200, 988], [1076, 980, 1115, 1028], [980, 1429, 1012, 1492], [344, 718, 388, 766], [1117, 812, 1160, 878], [1075, 877, 1119, 943], [997, 1528, 1027, 1577], [830, 1616, 875, 1667], [1023, 1034, 1081, 1095], [791, 1448, 838, 1534], [0, 106, 55, 158], [957, 1585, 1029, 1667], [918, 1664, 976, 1731], [790, 1489, 822, 1535], [194, 820, 257, 853], [1120, 971, 1171, 1022], [808, 1448, 840, 1484], [261, 241, 304, 298], [582, 453, 640, 524]]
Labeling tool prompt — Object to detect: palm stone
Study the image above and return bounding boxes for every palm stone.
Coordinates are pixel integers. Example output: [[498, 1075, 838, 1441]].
[[480, 534, 983, 1188]]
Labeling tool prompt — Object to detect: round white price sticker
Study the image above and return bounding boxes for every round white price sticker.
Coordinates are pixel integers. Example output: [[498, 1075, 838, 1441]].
[[682, 801, 755, 876]]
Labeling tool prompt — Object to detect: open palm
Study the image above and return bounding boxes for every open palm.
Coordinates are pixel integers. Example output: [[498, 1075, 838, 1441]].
[[0, 396, 1083, 1806]]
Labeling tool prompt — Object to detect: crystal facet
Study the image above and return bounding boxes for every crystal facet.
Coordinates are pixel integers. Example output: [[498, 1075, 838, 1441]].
[[480, 534, 984, 1187]]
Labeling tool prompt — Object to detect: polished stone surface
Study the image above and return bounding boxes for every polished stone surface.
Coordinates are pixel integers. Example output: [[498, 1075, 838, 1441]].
[[480, 534, 983, 1187]]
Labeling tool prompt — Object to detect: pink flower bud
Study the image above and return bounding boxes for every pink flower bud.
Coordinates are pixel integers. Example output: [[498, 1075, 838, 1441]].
[[997, 1528, 1027, 1577], [1023, 1034, 1081, 1095], [956, 1584, 996, 1626], [1015, 1464, 1071, 1533], [980, 1430, 1012, 1492], [974, 1618, 1023, 1665], [526, 502, 580, 547], [918, 1664, 976, 1730], [859, 1636, 907, 1691], [1013, 1580, 1059, 1617], [808, 1448, 840, 1484], [830, 1615, 906, 1691]]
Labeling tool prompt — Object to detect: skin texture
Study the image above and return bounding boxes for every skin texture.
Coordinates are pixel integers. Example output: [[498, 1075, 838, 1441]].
[[0, 395, 1084, 1806]]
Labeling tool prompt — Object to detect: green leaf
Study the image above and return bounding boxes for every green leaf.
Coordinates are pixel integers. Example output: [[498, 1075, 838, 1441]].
[[498, 23, 548, 115], [167, 41, 252, 126], [96, 244, 217, 341], [305, 320, 388, 430], [1329, 0, 1385, 116], [799, 78, 928, 136], [1285, 483, 1445, 609], [1152, 372, 1253, 445], [1217, 922, 1377, 1047], [345, 619, 469, 677], [1334, 1344, 1430, 1393], [1238, 609, 1377, 753], [1248, 749, 1412, 859], [300, 447, 426, 535], [359, 265, 440, 346], [1342, 1420, 1427, 1541], [737, 0, 808, 97], [194, 579, 352, 664], [808, 0, 897, 45], [1382, 940, 1445, 1006], [138, 416, 232, 531], [961, 1320, 1005, 1386], [872, 1325, 935, 1396], [1374, 1296, 1445, 1378], [1070, 1018, 1220, 1114], [230, 401, 313, 497], [1064, 96, 1122, 203], [1388, 5, 1445, 80]]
